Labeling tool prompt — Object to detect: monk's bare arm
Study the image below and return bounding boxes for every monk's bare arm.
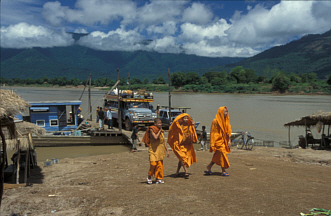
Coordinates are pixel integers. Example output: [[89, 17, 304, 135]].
[[164, 141, 170, 158], [150, 129, 162, 140]]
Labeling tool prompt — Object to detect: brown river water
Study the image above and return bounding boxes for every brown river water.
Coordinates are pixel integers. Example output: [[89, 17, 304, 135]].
[[3, 87, 331, 161]]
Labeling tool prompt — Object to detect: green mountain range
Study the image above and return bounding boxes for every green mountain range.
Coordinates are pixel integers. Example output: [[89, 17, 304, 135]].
[[0, 44, 243, 80], [1, 29, 330, 81], [210, 29, 331, 79]]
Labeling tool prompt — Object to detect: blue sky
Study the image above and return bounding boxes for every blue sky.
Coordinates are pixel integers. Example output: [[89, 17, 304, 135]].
[[1, 0, 331, 58]]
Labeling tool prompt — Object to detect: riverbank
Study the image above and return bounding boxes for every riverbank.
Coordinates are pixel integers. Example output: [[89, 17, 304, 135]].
[[2, 84, 331, 95], [1, 146, 331, 215]]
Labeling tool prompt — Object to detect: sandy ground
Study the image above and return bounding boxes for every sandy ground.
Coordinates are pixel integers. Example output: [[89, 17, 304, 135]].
[[1, 145, 331, 216]]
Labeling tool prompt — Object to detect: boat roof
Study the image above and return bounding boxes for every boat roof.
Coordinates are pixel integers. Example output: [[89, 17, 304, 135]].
[[161, 106, 191, 110], [28, 100, 81, 106]]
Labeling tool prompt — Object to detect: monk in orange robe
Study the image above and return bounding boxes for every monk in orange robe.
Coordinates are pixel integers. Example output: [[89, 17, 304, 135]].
[[205, 106, 232, 176], [142, 118, 170, 184], [167, 113, 198, 178]]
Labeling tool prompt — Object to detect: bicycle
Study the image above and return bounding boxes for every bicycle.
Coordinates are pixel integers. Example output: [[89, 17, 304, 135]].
[[236, 131, 254, 150]]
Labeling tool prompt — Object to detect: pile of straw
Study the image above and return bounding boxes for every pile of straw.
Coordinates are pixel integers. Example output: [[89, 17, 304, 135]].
[[0, 89, 30, 119]]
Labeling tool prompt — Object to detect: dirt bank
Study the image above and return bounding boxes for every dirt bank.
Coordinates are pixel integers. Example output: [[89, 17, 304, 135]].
[[1, 147, 331, 216]]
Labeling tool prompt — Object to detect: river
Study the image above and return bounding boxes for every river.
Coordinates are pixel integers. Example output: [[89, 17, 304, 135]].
[[3, 87, 331, 160]]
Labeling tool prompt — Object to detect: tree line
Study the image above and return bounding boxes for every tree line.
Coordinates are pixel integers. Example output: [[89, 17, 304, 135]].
[[1, 66, 331, 94]]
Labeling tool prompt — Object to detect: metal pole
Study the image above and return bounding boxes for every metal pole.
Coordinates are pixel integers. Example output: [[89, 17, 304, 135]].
[[117, 68, 122, 132], [128, 72, 131, 90], [88, 74, 92, 121], [168, 68, 171, 123]]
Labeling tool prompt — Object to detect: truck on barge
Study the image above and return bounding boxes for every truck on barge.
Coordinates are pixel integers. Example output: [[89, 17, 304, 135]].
[[104, 90, 157, 131]]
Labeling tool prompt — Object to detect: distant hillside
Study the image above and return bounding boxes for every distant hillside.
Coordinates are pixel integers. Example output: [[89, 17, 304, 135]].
[[210, 29, 331, 79], [0, 43, 244, 80]]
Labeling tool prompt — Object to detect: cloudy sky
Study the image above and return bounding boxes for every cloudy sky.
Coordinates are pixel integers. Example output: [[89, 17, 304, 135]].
[[1, 0, 331, 58]]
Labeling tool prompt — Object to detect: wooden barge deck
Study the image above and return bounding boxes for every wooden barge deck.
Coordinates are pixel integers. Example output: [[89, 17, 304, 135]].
[[32, 130, 131, 147]]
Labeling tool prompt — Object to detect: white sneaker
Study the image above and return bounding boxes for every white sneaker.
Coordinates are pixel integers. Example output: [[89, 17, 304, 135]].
[[147, 178, 152, 185], [156, 179, 164, 184]]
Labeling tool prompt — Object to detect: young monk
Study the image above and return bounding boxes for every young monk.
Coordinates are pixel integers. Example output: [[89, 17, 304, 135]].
[[142, 118, 170, 184], [167, 113, 198, 178], [205, 106, 232, 176]]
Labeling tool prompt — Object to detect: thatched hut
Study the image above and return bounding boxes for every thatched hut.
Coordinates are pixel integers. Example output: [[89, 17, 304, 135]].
[[284, 111, 331, 149], [0, 89, 45, 206]]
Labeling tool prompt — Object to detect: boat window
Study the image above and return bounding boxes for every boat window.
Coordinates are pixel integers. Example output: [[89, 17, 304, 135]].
[[36, 120, 45, 127], [50, 119, 59, 126]]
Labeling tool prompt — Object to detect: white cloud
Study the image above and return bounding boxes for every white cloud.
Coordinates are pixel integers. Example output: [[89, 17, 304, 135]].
[[182, 2, 213, 25], [146, 21, 177, 36], [136, 1, 185, 26], [226, 1, 331, 49], [146, 36, 181, 54], [2, 0, 331, 58], [74, 28, 88, 34], [0, 22, 74, 48], [77, 26, 144, 51], [42, 0, 137, 26], [180, 19, 231, 42], [182, 40, 258, 58]]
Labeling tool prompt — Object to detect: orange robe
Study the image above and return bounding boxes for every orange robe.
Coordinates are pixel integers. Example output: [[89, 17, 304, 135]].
[[143, 126, 166, 179], [167, 113, 198, 167], [210, 107, 232, 169]]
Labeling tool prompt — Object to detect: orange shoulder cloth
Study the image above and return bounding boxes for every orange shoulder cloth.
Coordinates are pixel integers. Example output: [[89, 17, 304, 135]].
[[142, 125, 160, 147]]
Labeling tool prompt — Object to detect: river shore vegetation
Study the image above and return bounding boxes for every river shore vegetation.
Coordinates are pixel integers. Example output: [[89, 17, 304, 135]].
[[1, 66, 331, 94]]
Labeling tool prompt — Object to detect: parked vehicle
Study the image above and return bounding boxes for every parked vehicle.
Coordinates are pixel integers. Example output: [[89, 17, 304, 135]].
[[104, 90, 157, 131], [159, 109, 183, 129]]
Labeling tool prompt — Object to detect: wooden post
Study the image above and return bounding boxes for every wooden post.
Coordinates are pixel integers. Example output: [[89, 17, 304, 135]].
[[305, 119, 308, 149], [88, 73, 92, 121], [24, 139, 29, 184], [0, 125, 7, 207], [117, 68, 122, 132], [128, 72, 131, 90], [16, 139, 20, 184], [168, 68, 171, 123]]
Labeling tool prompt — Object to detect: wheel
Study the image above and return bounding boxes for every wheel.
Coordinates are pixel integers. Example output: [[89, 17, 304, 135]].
[[237, 139, 244, 149], [125, 118, 133, 131], [247, 138, 254, 150]]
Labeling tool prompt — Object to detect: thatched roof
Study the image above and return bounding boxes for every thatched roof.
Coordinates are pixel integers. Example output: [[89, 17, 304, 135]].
[[16, 121, 46, 137], [0, 89, 30, 119], [284, 111, 331, 127]]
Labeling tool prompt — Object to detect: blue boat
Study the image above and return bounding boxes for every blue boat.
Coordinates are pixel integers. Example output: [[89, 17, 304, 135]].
[[18, 100, 82, 132]]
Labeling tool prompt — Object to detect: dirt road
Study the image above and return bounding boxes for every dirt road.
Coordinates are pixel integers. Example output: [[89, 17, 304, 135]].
[[1, 147, 331, 216]]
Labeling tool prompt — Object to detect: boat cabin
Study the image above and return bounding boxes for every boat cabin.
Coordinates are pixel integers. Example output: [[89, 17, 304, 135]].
[[19, 100, 82, 132]]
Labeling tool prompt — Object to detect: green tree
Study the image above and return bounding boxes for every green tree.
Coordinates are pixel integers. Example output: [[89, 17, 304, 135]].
[[327, 74, 331, 85], [307, 72, 317, 83], [152, 78, 158, 84], [35, 78, 44, 85], [143, 78, 149, 84], [131, 77, 142, 85], [299, 73, 308, 83], [157, 76, 166, 84], [244, 69, 257, 83], [272, 73, 291, 92], [185, 72, 201, 85], [171, 72, 186, 87], [289, 72, 301, 83], [211, 77, 226, 86], [238, 70, 246, 83], [230, 66, 243, 83]]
